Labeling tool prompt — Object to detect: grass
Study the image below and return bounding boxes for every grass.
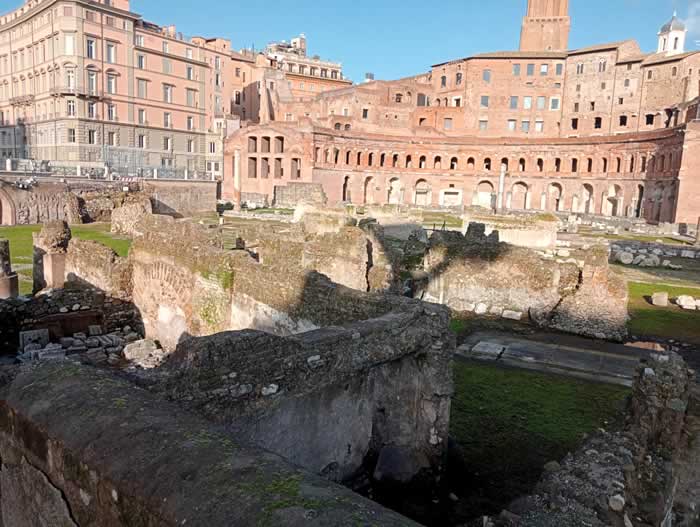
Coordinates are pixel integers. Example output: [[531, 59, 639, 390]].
[[627, 281, 700, 344], [0, 223, 131, 295], [450, 360, 629, 515], [423, 211, 463, 230], [581, 230, 691, 246]]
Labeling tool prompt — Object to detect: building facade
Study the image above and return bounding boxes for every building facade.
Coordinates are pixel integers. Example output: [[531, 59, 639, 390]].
[[224, 1, 700, 226]]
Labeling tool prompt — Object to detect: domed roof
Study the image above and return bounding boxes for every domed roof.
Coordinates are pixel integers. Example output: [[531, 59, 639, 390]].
[[660, 13, 686, 33]]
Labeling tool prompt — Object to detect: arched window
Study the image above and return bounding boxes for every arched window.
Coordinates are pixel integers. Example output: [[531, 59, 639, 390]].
[[406, 155, 413, 169], [629, 156, 635, 172], [616, 157, 621, 173], [392, 154, 399, 168], [587, 158, 593, 172], [434, 156, 442, 169], [417, 93, 427, 107], [518, 158, 526, 172], [380, 153, 386, 167], [356, 152, 362, 166], [419, 156, 427, 169], [450, 157, 458, 170], [501, 158, 509, 172], [333, 148, 340, 164], [334, 123, 341, 130], [484, 158, 492, 171], [537, 158, 544, 172], [572, 158, 578, 172], [467, 157, 475, 170], [345, 151, 351, 165], [344, 124, 351, 131], [602, 158, 608, 172], [368, 153, 374, 166], [395, 93, 403, 103]]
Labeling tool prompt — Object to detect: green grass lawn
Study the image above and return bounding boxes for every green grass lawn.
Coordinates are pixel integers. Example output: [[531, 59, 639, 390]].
[[627, 281, 700, 344], [450, 360, 629, 515], [0, 223, 131, 295], [422, 212, 463, 230]]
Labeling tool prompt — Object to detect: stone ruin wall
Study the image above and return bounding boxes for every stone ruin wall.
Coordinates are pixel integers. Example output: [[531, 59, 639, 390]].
[[0, 362, 419, 527], [419, 224, 629, 340], [487, 352, 697, 527]]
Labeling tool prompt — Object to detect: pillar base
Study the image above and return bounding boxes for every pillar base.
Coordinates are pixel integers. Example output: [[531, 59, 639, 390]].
[[0, 273, 19, 299]]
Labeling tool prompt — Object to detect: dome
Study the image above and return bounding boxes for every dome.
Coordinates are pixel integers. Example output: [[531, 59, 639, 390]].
[[660, 13, 686, 33]]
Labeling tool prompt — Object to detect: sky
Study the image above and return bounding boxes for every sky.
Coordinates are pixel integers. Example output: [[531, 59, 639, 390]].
[[1, 0, 697, 82]]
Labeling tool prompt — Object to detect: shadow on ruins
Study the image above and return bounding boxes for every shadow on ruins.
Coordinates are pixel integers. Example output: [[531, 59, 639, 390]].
[[0, 205, 698, 527]]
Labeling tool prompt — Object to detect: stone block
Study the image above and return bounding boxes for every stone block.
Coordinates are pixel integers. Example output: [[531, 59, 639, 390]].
[[616, 252, 634, 265], [123, 339, 159, 362], [651, 292, 669, 307], [474, 303, 488, 315], [42, 252, 66, 289], [19, 329, 50, 351], [502, 310, 523, 321], [0, 273, 19, 299], [676, 295, 697, 309]]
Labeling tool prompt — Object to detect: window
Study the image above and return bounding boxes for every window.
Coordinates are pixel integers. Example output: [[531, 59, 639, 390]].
[[521, 120, 530, 132], [456, 72, 463, 85], [87, 101, 96, 118], [618, 97, 624, 105], [135, 35, 144, 47], [186, 89, 196, 107], [526, 64, 535, 76], [106, 74, 116, 94], [138, 109, 146, 125], [555, 63, 563, 75], [65, 33, 75, 55], [647, 70, 653, 80], [537, 96, 546, 110], [454, 97, 461, 107], [508, 119, 517, 131], [162, 41, 169, 54], [483, 69, 491, 83], [85, 10, 96, 22], [535, 120, 544, 133], [209, 142, 216, 154], [576, 84, 581, 92], [574, 102, 580, 112], [163, 58, 171, 74], [138, 134, 146, 148], [163, 84, 172, 103], [186, 48, 193, 59], [444, 118, 453, 130], [440, 76, 447, 88], [164, 112, 172, 128], [362, 108, 369, 119], [187, 139, 194, 153], [106, 43, 116, 63], [88, 129, 96, 144], [590, 101, 596, 111], [187, 116, 194, 130], [576, 64, 584, 75], [598, 61, 606, 73], [550, 98, 560, 110], [646, 114, 655, 126], [107, 104, 115, 121], [540, 64, 549, 75], [513, 64, 521, 76], [137, 54, 146, 69], [510, 96, 519, 110], [672, 66, 678, 77], [66, 99, 75, 116], [478, 119, 488, 131], [215, 56, 221, 69], [594, 117, 602, 129], [107, 132, 116, 146], [601, 82, 606, 90], [571, 118, 579, 130], [163, 137, 171, 151], [619, 115, 628, 127], [67, 128, 76, 143], [137, 79, 148, 99], [186, 65, 194, 80], [523, 96, 532, 110], [235, 67, 241, 77], [86, 38, 95, 59], [480, 95, 489, 108], [624, 78, 630, 87]]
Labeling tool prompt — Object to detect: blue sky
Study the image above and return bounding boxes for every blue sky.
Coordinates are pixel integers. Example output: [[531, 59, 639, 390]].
[[1, 0, 695, 81]]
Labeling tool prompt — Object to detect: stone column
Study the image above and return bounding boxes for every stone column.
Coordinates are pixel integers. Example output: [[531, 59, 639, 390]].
[[0, 239, 18, 299], [32, 221, 71, 294], [497, 165, 506, 211], [233, 149, 242, 211], [540, 192, 547, 211]]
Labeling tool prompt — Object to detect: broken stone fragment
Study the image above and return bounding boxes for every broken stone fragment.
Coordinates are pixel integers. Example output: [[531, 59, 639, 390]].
[[651, 292, 669, 307], [122, 339, 159, 362], [261, 384, 279, 396], [608, 494, 625, 512]]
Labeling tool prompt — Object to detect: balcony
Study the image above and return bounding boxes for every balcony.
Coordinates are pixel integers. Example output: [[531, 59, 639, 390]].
[[9, 95, 35, 106], [50, 86, 105, 99]]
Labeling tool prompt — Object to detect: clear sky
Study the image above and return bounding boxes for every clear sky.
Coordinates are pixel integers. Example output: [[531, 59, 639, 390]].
[[1, 0, 696, 82]]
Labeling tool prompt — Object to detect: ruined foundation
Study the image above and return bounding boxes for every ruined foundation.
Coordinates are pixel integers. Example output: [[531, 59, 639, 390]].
[[0, 239, 18, 300]]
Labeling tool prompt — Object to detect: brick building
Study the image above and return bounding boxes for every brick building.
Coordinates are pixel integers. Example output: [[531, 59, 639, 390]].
[[224, 1, 700, 225], [0, 0, 346, 180]]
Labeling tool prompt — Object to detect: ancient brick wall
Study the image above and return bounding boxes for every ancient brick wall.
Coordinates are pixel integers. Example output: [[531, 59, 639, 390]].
[[110, 199, 153, 236], [0, 362, 418, 527], [273, 181, 327, 207], [65, 239, 131, 299], [142, 180, 217, 217]]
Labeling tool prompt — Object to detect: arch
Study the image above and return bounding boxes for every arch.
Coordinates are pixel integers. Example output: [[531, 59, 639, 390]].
[[333, 148, 340, 164], [388, 178, 402, 204], [635, 184, 645, 218], [334, 123, 341, 130], [554, 158, 561, 172], [500, 158, 509, 172], [344, 124, 351, 131], [476, 180, 495, 209], [414, 179, 432, 206], [368, 153, 374, 167], [342, 176, 352, 203], [484, 158, 492, 171], [586, 158, 593, 172], [602, 157, 608, 173], [450, 157, 458, 170], [345, 150, 351, 165], [324, 149, 331, 164], [405, 155, 413, 169], [467, 157, 475, 170], [356, 152, 362, 166], [582, 184, 594, 214], [511, 181, 529, 210], [536, 158, 544, 172], [604, 184, 624, 217], [419, 155, 427, 169], [392, 154, 399, 168], [0, 186, 17, 225], [364, 176, 375, 204], [548, 183, 564, 212], [434, 156, 442, 169]]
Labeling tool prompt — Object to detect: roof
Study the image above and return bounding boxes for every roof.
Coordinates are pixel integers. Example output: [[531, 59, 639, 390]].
[[568, 40, 634, 56], [660, 14, 686, 33], [432, 50, 566, 67], [642, 51, 699, 66]]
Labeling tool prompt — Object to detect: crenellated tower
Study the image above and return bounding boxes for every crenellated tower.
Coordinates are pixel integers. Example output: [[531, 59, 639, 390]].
[[519, 0, 571, 52]]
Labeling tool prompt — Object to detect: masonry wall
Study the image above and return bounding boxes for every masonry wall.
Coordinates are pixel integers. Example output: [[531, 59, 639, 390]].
[[142, 180, 217, 217]]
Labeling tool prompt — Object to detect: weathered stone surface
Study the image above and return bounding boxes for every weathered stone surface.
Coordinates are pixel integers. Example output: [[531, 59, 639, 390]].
[[111, 199, 153, 237], [123, 339, 159, 363], [677, 295, 697, 310], [652, 292, 669, 307], [616, 251, 634, 265]]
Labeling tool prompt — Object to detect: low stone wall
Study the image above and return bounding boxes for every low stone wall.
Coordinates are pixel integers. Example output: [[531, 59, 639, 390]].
[[0, 180, 81, 226], [110, 199, 153, 236], [0, 361, 418, 527], [487, 352, 693, 527], [142, 179, 217, 216], [273, 181, 327, 208], [461, 212, 559, 249], [65, 239, 131, 298]]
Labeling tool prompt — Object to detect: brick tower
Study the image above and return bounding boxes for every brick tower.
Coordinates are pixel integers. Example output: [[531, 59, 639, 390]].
[[519, 0, 571, 52]]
